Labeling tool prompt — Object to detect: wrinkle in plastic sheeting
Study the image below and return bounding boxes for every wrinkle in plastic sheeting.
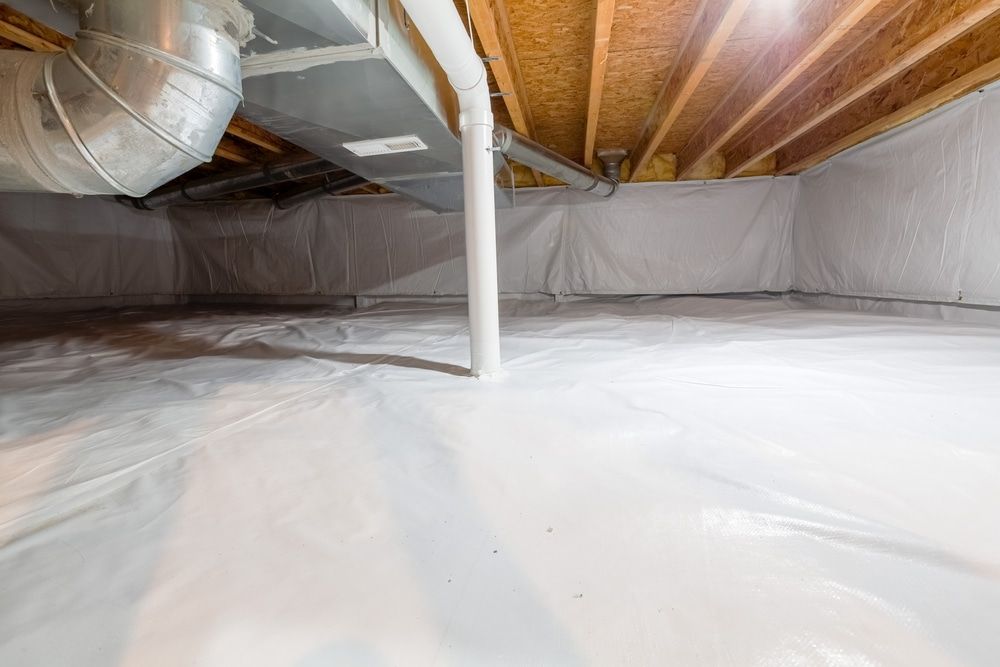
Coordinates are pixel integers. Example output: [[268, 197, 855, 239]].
[[2, 296, 1000, 665]]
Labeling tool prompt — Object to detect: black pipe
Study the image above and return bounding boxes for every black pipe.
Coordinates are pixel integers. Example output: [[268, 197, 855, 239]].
[[274, 174, 370, 209], [122, 155, 343, 210]]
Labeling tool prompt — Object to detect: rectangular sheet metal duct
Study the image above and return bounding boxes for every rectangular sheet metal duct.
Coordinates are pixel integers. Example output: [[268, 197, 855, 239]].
[[237, 0, 512, 213]]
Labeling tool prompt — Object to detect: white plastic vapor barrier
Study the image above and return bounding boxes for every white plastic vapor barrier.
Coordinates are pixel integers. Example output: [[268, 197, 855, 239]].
[[795, 82, 1000, 307], [3, 85, 1000, 309], [0, 178, 797, 300], [2, 296, 1000, 665]]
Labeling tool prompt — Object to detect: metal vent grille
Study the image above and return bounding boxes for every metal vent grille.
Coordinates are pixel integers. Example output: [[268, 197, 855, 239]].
[[343, 135, 428, 157]]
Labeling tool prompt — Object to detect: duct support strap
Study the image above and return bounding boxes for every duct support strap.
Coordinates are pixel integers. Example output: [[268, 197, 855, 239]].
[[0, 0, 250, 197]]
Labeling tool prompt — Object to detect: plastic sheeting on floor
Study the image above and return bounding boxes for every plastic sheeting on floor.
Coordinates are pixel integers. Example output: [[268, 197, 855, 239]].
[[2, 295, 1000, 666]]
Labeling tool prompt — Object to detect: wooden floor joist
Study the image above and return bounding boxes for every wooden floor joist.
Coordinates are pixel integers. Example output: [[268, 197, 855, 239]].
[[583, 0, 616, 168], [224, 116, 295, 155], [676, 0, 889, 180], [627, 0, 753, 182], [467, 0, 544, 186], [723, 0, 1000, 177], [777, 20, 1000, 174], [0, 3, 72, 51], [779, 58, 1000, 173]]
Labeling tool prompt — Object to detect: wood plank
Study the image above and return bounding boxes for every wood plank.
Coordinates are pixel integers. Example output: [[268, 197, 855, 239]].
[[584, 0, 616, 167], [777, 21, 1000, 173], [467, 0, 543, 185], [0, 3, 73, 50], [0, 18, 62, 51], [724, 0, 1000, 177], [224, 115, 295, 155], [0, 33, 22, 49], [676, 0, 889, 179], [212, 137, 257, 166], [627, 0, 752, 182]]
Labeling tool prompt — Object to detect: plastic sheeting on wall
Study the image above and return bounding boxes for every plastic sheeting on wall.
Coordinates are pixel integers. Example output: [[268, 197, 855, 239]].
[[0, 178, 797, 300], [0, 196, 175, 299], [794, 82, 1000, 307], [3, 82, 1000, 307]]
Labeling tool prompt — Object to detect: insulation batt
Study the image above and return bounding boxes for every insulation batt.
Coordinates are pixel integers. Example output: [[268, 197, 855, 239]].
[[2, 295, 1000, 665]]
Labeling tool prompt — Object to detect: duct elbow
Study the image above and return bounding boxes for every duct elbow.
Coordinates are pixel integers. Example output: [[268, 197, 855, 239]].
[[0, 0, 250, 197]]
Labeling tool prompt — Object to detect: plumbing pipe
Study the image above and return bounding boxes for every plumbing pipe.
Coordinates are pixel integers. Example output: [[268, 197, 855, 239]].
[[397, 0, 502, 377], [274, 174, 370, 209], [496, 126, 618, 197], [0, 0, 250, 196], [124, 156, 342, 210]]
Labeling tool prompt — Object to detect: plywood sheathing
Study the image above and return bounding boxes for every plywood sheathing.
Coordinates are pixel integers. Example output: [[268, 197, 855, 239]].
[[505, 0, 593, 161], [724, 0, 910, 156], [723, 0, 1000, 177], [675, 0, 893, 179], [655, 36, 763, 155], [628, 0, 755, 181], [778, 13, 1000, 172], [654, 0, 803, 160], [594, 0, 698, 153]]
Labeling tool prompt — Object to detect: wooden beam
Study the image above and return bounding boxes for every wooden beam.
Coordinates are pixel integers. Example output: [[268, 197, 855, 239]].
[[224, 115, 294, 155], [777, 35, 1000, 173], [724, 0, 1000, 177], [212, 137, 257, 165], [0, 19, 61, 52], [467, 0, 544, 186], [676, 0, 888, 179], [0, 33, 22, 49], [584, 0, 616, 168], [627, 0, 752, 182], [0, 3, 72, 51]]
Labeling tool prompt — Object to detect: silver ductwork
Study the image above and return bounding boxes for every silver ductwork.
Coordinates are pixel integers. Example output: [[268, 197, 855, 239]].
[[597, 149, 628, 182], [0, 0, 251, 197], [236, 0, 512, 213], [495, 126, 618, 198]]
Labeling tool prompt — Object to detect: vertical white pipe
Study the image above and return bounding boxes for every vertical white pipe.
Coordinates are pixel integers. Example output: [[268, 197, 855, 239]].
[[398, 0, 502, 376], [463, 122, 502, 376]]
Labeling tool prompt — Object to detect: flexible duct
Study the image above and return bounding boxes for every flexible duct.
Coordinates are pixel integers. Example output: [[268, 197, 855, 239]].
[[495, 126, 618, 196], [0, 0, 250, 197]]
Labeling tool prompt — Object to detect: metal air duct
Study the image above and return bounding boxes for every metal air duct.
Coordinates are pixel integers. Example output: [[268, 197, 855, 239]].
[[0, 0, 251, 197], [495, 126, 618, 197]]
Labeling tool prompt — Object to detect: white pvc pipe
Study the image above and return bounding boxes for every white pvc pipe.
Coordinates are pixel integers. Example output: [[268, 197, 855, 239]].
[[398, 0, 501, 376]]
